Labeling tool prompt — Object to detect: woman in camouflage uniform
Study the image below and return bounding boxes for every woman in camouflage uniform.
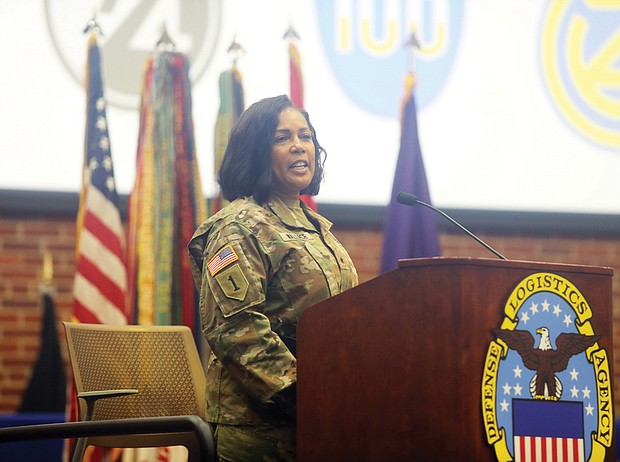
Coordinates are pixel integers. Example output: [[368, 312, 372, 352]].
[[188, 95, 358, 461]]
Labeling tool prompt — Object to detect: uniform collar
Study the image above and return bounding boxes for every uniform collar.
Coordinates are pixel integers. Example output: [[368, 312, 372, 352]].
[[266, 195, 332, 232]]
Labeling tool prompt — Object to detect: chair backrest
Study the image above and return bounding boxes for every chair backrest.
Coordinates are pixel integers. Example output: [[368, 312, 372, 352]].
[[63, 322, 206, 423]]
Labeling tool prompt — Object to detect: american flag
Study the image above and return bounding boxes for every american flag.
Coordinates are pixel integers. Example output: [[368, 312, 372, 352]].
[[64, 31, 129, 462], [207, 245, 238, 276], [72, 32, 128, 326]]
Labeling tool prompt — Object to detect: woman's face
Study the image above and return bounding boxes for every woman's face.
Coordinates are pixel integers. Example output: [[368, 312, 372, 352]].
[[270, 107, 316, 199]]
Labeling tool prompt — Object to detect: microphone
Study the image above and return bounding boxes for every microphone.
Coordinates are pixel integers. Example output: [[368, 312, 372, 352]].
[[396, 191, 507, 260]]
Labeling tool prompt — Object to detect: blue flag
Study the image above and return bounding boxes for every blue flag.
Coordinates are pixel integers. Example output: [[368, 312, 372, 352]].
[[19, 287, 66, 413], [380, 73, 441, 274]]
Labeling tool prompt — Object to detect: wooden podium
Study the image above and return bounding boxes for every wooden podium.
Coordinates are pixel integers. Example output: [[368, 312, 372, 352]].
[[297, 258, 614, 461]]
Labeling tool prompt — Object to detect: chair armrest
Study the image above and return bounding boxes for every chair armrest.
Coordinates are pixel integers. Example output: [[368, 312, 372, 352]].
[[77, 390, 139, 400], [77, 389, 138, 421], [0, 415, 215, 461]]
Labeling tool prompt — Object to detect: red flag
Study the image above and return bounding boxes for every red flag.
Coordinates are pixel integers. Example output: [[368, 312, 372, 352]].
[[287, 40, 317, 211], [289, 42, 304, 109]]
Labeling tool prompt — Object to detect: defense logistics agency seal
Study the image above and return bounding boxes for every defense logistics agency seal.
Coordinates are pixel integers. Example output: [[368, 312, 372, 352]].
[[482, 273, 613, 461]]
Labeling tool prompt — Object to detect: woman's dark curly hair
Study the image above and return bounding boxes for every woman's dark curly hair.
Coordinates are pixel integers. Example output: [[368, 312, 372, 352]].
[[218, 95, 326, 204]]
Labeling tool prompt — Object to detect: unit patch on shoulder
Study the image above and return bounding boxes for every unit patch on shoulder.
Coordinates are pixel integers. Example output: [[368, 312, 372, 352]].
[[215, 265, 249, 301], [207, 244, 239, 276]]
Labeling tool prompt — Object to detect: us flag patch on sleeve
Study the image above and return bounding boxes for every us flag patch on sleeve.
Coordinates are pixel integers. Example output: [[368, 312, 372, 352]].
[[207, 245, 239, 276]]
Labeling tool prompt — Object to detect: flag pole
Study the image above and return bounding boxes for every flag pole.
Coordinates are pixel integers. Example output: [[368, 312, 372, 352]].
[[40, 250, 54, 296], [156, 23, 176, 51], [83, 14, 103, 36], [283, 24, 300, 41], [227, 35, 245, 65], [403, 30, 421, 73]]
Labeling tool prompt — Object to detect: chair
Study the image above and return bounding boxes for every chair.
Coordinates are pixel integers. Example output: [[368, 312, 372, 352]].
[[62, 322, 212, 462], [0, 323, 214, 461], [0, 416, 214, 462]]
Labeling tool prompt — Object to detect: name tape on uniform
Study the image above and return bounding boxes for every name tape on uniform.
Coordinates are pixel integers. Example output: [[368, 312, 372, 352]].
[[279, 232, 309, 241]]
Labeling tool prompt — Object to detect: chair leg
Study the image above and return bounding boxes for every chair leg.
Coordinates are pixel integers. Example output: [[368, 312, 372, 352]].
[[186, 442, 200, 462], [70, 437, 88, 462], [70, 395, 96, 462]]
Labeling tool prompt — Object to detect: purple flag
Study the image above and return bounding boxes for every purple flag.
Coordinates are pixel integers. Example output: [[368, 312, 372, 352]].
[[380, 74, 441, 274]]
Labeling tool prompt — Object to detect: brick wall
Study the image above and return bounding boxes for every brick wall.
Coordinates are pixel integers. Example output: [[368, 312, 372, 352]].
[[1, 214, 618, 418], [0, 217, 76, 411]]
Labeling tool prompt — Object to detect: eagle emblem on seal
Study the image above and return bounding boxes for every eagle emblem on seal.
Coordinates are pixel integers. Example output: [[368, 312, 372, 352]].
[[494, 327, 600, 401]]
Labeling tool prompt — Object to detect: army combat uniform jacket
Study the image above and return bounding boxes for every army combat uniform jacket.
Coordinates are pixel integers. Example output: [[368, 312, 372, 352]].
[[188, 196, 358, 425]]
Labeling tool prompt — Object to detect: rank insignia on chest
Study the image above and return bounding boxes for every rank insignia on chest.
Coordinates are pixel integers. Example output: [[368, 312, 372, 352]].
[[207, 244, 239, 276]]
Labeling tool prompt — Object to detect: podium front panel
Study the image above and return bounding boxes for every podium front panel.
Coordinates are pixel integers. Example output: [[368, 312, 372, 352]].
[[297, 258, 614, 461]]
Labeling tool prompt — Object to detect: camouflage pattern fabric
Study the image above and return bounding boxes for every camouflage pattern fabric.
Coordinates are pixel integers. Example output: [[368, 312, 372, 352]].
[[188, 195, 358, 432], [215, 423, 296, 462]]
